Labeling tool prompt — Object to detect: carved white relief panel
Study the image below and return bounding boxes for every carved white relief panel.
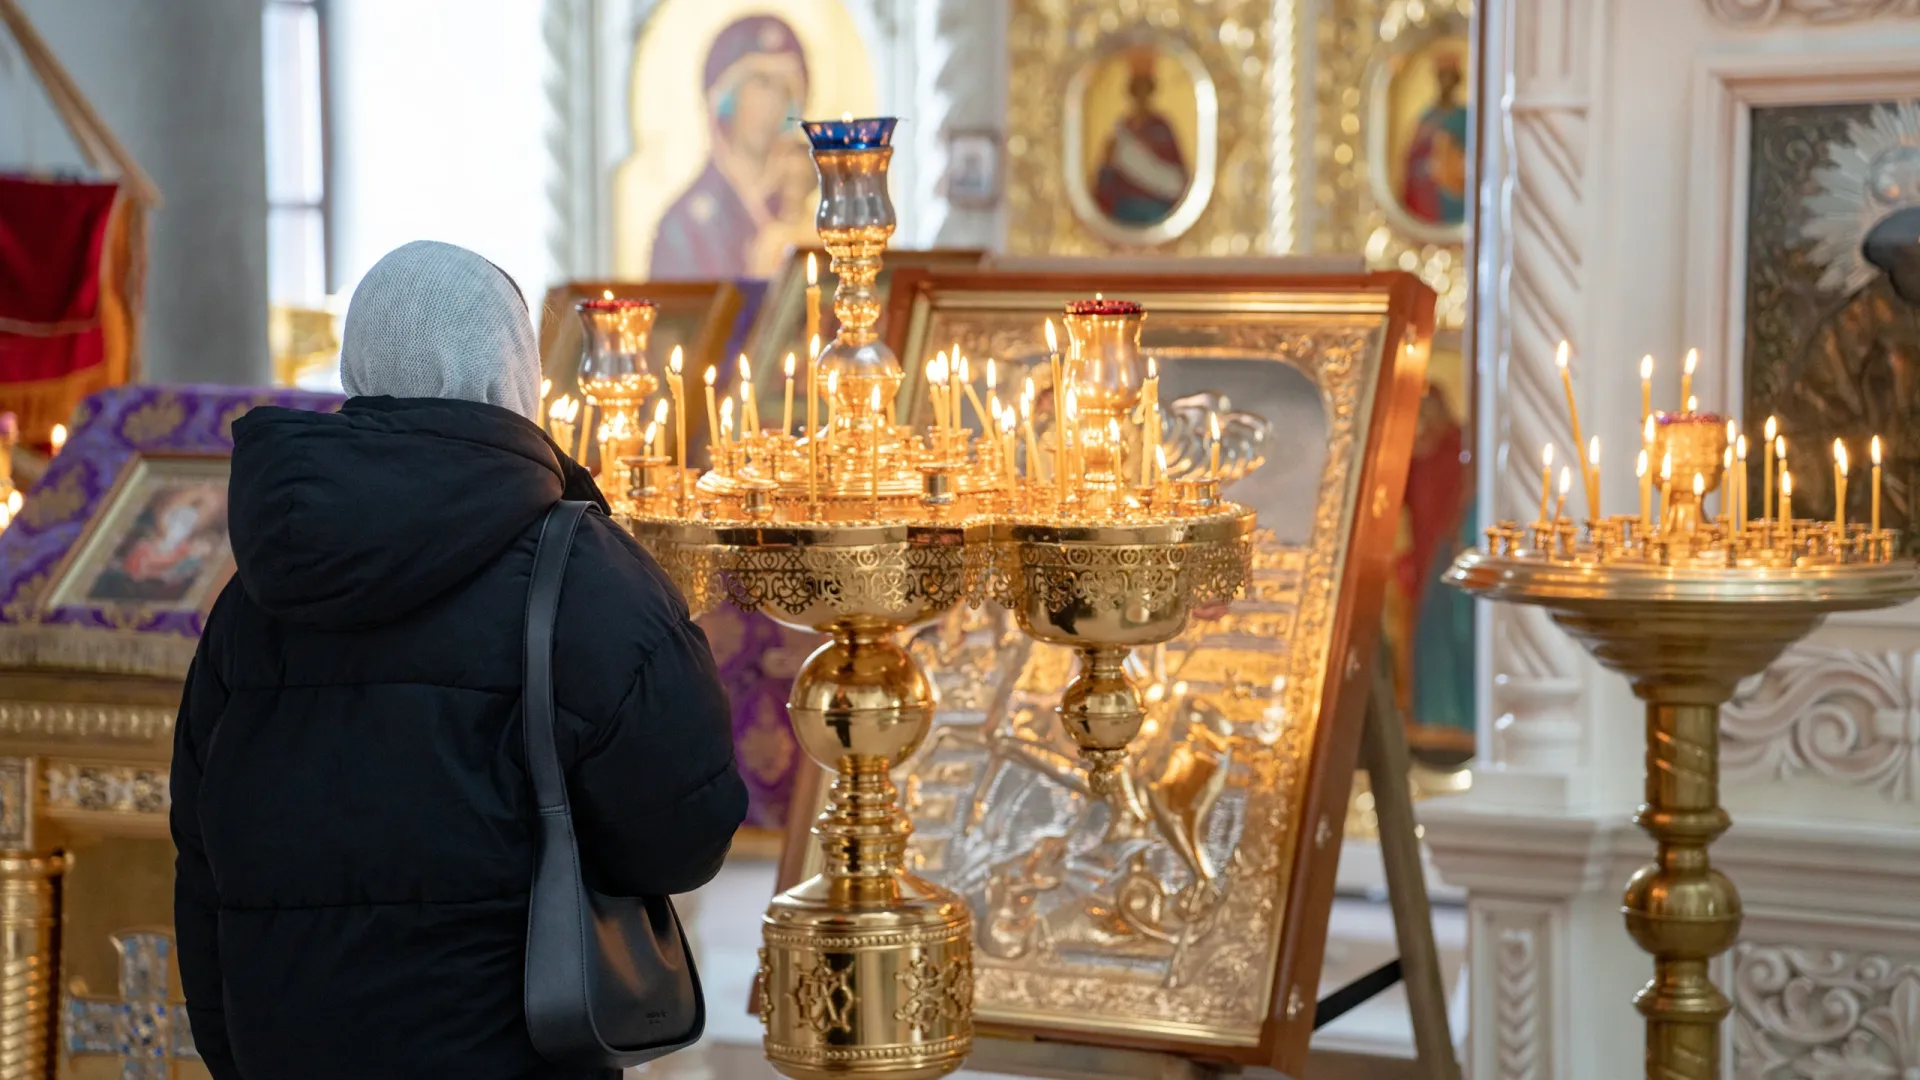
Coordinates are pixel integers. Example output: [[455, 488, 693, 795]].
[[1724, 645, 1920, 803], [1492, 914, 1549, 1080], [1704, 0, 1920, 25], [1733, 943, 1920, 1079]]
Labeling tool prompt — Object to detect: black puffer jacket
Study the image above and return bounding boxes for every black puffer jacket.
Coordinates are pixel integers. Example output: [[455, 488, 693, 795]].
[[170, 397, 746, 1080]]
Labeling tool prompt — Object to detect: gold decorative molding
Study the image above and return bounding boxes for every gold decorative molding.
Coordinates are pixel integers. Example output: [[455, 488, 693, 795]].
[[0, 701, 173, 746], [42, 762, 168, 817], [0, 624, 195, 681], [1005, 0, 1274, 255]]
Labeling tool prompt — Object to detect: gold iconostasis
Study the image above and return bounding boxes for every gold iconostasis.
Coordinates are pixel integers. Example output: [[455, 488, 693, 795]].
[[597, 0, 1479, 773]]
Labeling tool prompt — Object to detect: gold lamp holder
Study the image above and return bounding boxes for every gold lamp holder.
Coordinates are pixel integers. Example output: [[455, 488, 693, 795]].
[[618, 117, 1257, 1080], [1449, 406, 1920, 1080]]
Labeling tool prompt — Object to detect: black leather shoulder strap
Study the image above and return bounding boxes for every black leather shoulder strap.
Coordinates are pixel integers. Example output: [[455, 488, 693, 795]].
[[524, 500, 590, 813]]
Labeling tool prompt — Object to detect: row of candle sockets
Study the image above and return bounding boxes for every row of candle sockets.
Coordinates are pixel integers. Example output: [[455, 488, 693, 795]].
[[1533, 341, 1887, 541], [537, 318, 1233, 499]]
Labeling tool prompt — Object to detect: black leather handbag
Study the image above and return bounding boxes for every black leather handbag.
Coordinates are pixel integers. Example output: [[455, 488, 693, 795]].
[[521, 500, 705, 1067]]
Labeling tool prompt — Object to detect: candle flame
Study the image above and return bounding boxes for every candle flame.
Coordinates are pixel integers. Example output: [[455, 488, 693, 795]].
[[602, 289, 613, 301], [1766, 415, 1778, 440], [809, 334, 821, 360], [784, 353, 796, 378], [1555, 341, 1570, 370], [869, 384, 882, 412], [1637, 449, 1648, 478], [1044, 318, 1058, 354], [929, 352, 948, 384], [1542, 443, 1554, 467], [1640, 355, 1653, 380], [1001, 409, 1014, 433], [1693, 472, 1704, 497], [1156, 444, 1168, 470], [1147, 356, 1157, 379], [1684, 348, 1699, 375], [1727, 419, 1737, 444], [669, 345, 683, 375], [567, 398, 580, 422], [958, 355, 971, 383], [1020, 392, 1031, 419], [806, 252, 817, 286], [1782, 470, 1793, 498], [841, 111, 853, 123], [720, 397, 734, 433], [1024, 375, 1035, 402], [1737, 434, 1747, 460], [644, 421, 657, 446], [827, 370, 838, 395], [541, 378, 552, 400], [1836, 439, 1848, 475], [1644, 415, 1656, 444], [49, 424, 65, 454], [1873, 435, 1882, 466], [1560, 467, 1572, 496], [1687, 395, 1699, 413], [1209, 411, 1221, 440], [548, 396, 569, 421], [1661, 452, 1672, 481], [738, 354, 752, 382], [703, 365, 716, 387], [1588, 436, 1600, 466], [1724, 447, 1733, 469], [653, 399, 670, 424], [6, 491, 20, 515], [1776, 435, 1787, 460], [1108, 418, 1121, 445], [986, 357, 997, 390]]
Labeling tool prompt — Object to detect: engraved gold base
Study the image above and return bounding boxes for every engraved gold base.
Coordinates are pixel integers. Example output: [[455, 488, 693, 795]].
[[1448, 551, 1920, 1080], [0, 853, 62, 1080]]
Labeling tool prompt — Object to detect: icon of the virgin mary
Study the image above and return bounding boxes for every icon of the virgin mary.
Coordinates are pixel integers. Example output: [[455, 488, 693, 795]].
[[649, 15, 815, 279], [1400, 52, 1469, 228]]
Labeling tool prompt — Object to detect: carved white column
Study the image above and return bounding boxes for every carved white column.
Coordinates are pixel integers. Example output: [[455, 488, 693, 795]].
[[923, 0, 1006, 249], [1472, 0, 1598, 801]]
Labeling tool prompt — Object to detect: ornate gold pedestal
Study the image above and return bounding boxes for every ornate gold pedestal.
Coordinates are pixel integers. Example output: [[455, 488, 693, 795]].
[[1447, 553, 1920, 1079]]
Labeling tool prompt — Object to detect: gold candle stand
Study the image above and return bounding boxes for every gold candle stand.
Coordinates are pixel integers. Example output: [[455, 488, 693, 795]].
[[1450, 419, 1919, 1079]]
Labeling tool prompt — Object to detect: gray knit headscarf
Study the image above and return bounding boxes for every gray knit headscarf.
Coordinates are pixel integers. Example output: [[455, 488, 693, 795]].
[[340, 241, 542, 421]]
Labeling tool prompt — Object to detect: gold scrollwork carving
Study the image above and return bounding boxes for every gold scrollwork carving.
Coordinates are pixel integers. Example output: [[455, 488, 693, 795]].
[[790, 953, 857, 1037], [43, 762, 169, 816], [0, 702, 174, 746], [894, 950, 974, 1037]]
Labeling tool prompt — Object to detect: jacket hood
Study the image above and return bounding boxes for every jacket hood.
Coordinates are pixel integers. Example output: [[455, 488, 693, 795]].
[[228, 396, 607, 630]]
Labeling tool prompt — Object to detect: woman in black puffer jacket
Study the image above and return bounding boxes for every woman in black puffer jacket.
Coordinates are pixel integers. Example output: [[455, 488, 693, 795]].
[[170, 241, 745, 1080]]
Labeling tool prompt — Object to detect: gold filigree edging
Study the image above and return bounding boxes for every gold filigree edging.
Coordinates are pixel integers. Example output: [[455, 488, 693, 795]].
[[0, 702, 175, 746]]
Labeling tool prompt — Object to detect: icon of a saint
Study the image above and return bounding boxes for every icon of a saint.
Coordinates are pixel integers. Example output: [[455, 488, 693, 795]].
[[1092, 49, 1190, 227], [649, 15, 816, 279], [1400, 53, 1469, 228]]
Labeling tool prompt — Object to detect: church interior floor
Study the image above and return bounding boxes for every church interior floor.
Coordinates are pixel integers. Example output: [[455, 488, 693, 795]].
[[636, 854, 1469, 1080]]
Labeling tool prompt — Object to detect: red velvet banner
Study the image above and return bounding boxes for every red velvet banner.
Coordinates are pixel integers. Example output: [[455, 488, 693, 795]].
[[0, 175, 125, 442]]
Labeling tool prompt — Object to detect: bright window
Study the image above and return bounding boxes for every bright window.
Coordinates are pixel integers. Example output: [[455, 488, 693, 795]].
[[262, 0, 330, 305]]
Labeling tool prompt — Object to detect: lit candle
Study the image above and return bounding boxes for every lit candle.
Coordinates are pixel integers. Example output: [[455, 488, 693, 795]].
[[1834, 439, 1848, 536], [1538, 443, 1555, 524], [928, 353, 951, 430], [644, 420, 658, 459], [1693, 472, 1705, 523], [1764, 416, 1778, 521], [668, 347, 687, 502], [719, 397, 735, 453], [1587, 437, 1601, 523], [1681, 348, 1698, 410], [1781, 469, 1793, 534], [782, 353, 796, 436], [1555, 466, 1572, 522], [951, 343, 965, 434], [548, 396, 573, 455], [540, 379, 553, 431], [1208, 411, 1222, 478], [1155, 445, 1168, 490], [1639, 355, 1653, 429], [1046, 319, 1066, 506], [1735, 435, 1748, 532], [738, 354, 758, 432], [1555, 342, 1596, 518], [49, 423, 65, 456], [1872, 435, 1883, 534], [1722, 447, 1734, 529], [807, 335, 821, 506], [1776, 435, 1788, 529], [703, 365, 720, 461], [653, 399, 670, 452], [1687, 395, 1699, 415], [805, 253, 821, 357], [1638, 449, 1652, 534], [1141, 356, 1160, 488]]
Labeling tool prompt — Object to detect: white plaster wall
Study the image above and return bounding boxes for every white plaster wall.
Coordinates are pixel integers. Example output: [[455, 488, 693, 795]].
[[328, 0, 552, 311]]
